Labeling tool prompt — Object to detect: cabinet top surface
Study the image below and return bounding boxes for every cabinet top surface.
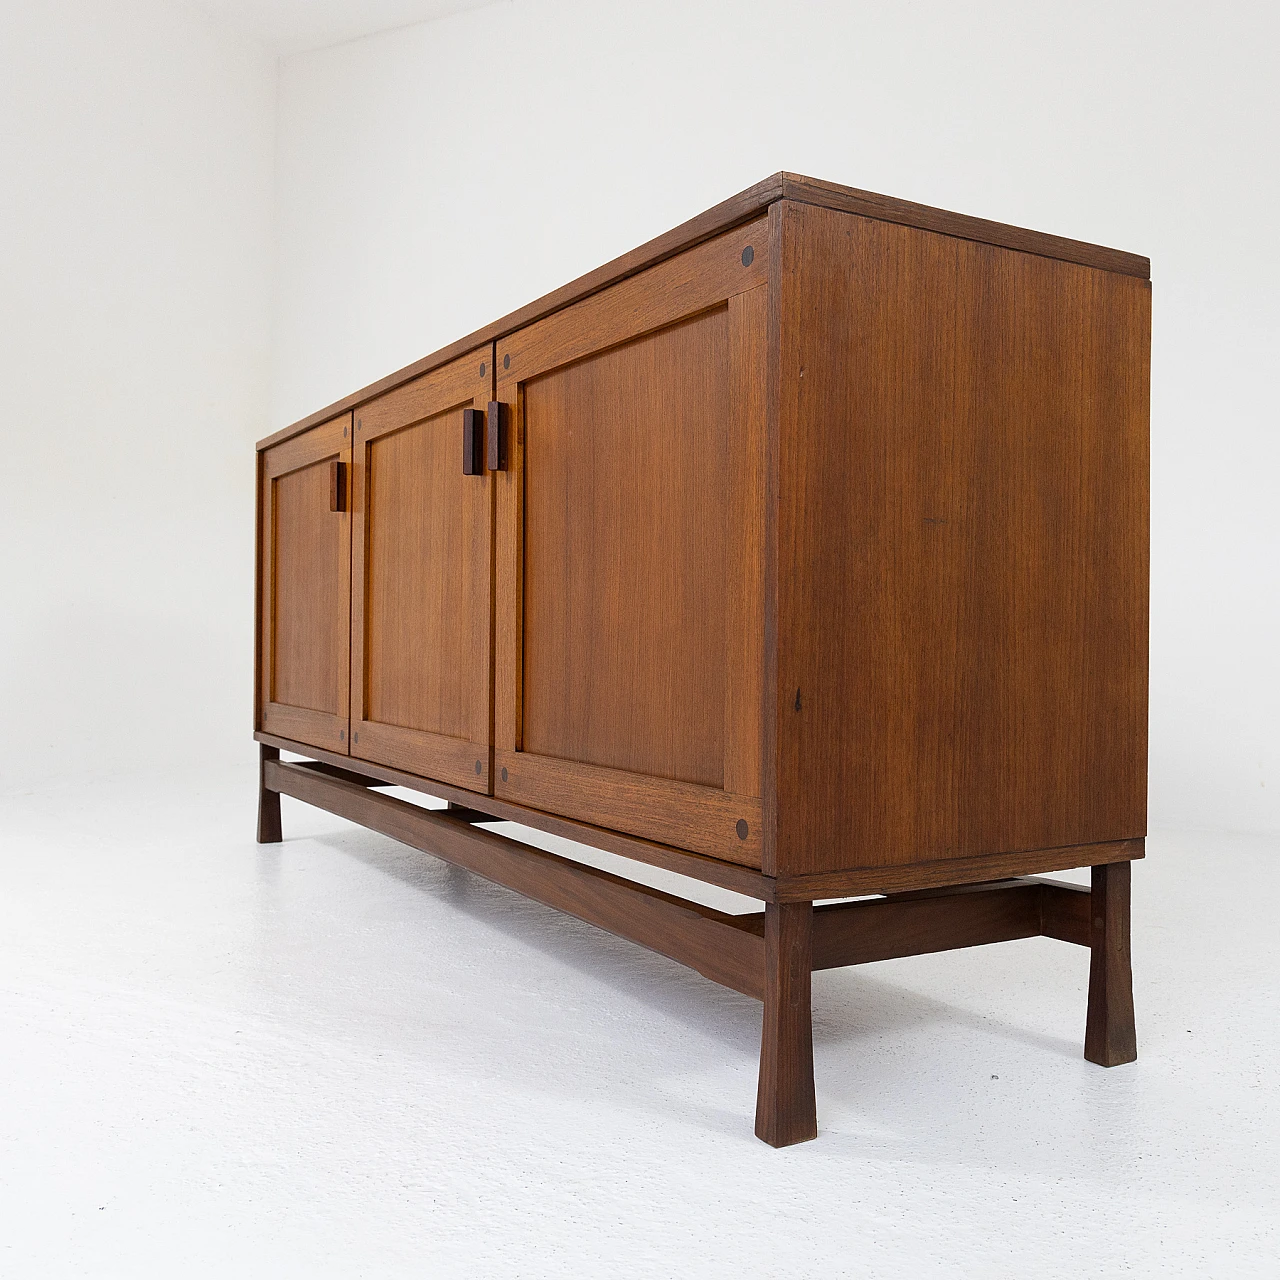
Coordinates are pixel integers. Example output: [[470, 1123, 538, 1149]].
[[258, 171, 1150, 452]]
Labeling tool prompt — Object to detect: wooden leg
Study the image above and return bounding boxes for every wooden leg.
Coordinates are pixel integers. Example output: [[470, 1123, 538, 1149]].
[[1084, 861, 1137, 1066], [257, 743, 282, 844], [755, 901, 817, 1147]]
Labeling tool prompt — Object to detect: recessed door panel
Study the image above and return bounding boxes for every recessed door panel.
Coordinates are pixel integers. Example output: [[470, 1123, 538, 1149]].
[[351, 351, 494, 792], [365, 411, 472, 735], [257, 414, 352, 753], [493, 219, 769, 865], [521, 309, 728, 788]]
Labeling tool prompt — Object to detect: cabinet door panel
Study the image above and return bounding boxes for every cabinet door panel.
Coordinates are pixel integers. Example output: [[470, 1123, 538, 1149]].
[[351, 351, 493, 793], [521, 307, 727, 788], [494, 220, 768, 865], [258, 414, 352, 753]]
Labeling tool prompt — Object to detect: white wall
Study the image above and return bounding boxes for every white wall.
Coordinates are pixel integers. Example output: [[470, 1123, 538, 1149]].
[[1, 0, 276, 789], [4, 0, 1272, 837], [271, 0, 1280, 836]]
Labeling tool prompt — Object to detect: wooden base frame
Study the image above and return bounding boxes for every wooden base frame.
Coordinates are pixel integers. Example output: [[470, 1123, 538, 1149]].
[[256, 744, 1138, 1147], [257, 743, 282, 844]]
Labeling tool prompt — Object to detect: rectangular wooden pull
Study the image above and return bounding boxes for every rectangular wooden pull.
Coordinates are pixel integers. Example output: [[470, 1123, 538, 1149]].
[[487, 401, 506, 472], [329, 459, 347, 512], [462, 407, 483, 475]]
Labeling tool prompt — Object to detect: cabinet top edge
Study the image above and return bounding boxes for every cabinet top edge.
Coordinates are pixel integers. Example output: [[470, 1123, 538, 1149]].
[[257, 170, 1150, 452], [780, 173, 1150, 281]]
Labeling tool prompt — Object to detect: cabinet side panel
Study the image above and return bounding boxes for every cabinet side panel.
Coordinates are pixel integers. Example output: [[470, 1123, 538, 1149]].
[[775, 203, 1150, 876]]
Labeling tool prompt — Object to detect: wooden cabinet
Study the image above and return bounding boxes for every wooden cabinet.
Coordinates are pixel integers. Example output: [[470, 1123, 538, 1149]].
[[255, 173, 1150, 1145], [254, 176, 1152, 893]]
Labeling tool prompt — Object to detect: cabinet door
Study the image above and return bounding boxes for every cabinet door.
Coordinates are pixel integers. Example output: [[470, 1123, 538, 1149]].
[[493, 219, 768, 864], [257, 413, 353, 753], [349, 350, 494, 793]]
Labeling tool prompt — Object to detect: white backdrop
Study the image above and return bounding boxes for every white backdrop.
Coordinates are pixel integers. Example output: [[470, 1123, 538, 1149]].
[[2, 0, 1275, 839], [270, 0, 1280, 836], [1, 0, 274, 788]]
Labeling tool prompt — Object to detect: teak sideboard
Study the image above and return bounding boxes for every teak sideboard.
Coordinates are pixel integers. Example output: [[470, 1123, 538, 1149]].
[[254, 172, 1150, 1146]]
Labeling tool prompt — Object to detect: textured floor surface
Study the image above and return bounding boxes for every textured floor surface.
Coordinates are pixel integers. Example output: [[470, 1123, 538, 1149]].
[[1, 764, 1277, 1278]]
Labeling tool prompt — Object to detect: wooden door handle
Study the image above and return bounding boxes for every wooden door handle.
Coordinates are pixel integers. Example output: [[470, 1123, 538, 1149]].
[[462, 408, 484, 475], [329, 459, 347, 512], [487, 401, 507, 472]]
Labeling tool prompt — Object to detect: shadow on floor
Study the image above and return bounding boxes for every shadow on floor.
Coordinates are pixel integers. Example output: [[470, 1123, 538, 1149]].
[[297, 821, 1084, 1069]]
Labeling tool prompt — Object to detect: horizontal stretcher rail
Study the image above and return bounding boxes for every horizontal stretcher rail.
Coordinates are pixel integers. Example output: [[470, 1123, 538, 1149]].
[[266, 760, 1093, 996], [811, 877, 1090, 969], [266, 758, 767, 998]]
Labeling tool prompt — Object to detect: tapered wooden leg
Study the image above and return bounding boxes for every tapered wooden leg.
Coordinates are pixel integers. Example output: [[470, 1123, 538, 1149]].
[[257, 743, 282, 844], [755, 901, 817, 1147], [1084, 861, 1137, 1066]]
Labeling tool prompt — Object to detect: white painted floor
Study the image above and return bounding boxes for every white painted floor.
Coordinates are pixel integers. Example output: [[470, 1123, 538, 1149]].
[[2, 765, 1277, 1278]]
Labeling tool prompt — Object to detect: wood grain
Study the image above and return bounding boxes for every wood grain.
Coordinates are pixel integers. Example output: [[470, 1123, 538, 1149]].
[[492, 220, 769, 864], [1085, 860, 1138, 1066], [256, 743, 282, 843], [520, 306, 729, 789], [812, 883, 1039, 968], [291, 759, 391, 788], [272, 455, 345, 711], [258, 413, 352, 754], [772, 838, 1144, 902], [755, 902, 817, 1147], [253, 448, 265, 734], [258, 703, 350, 754], [255, 730, 774, 901], [266, 759, 765, 999], [495, 749, 763, 865], [1039, 876, 1092, 945], [780, 173, 1149, 279], [349, 349, 493, 792], [761, 199, 784, 873], [773, 202, 1150, 877], [495, 216, 765, 383], [363, 406, 472, 740], [724, 284, 768, 800]]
